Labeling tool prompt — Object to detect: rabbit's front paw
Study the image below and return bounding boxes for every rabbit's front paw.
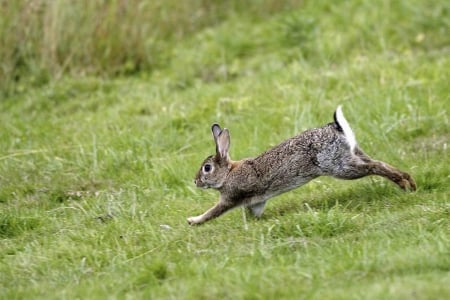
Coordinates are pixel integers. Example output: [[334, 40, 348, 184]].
[[398, 172, 417, 191], [187, 216, 203, 225]]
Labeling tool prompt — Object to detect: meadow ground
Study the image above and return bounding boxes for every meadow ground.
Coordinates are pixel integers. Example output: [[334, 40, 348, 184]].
[[1, 1, 449, 299]]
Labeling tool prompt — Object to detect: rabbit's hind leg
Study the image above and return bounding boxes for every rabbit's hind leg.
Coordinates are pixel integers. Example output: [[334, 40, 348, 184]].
[[354, 147, 416, 191], [353, 147, 373, 163], [368, 160, 416, 191], [335, 156, 416, 191]]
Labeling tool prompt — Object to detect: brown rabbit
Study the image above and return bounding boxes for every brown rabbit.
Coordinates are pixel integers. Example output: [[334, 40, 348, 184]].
[[188, 106, 416, 225]]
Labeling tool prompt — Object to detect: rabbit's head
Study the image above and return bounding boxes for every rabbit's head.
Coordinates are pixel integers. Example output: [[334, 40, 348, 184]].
[[195, 124, 231, 189]]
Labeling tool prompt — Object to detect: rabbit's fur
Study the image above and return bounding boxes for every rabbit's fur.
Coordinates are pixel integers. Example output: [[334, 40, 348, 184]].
[[188, 106, 416, 225]]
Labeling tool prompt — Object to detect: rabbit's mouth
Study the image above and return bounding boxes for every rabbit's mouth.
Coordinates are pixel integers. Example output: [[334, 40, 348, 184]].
[[195, 179, 206, 188], [195, 178, 217, 189]]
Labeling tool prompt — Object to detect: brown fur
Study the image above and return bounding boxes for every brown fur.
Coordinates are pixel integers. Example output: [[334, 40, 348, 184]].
[[188, 107, 416, 225]]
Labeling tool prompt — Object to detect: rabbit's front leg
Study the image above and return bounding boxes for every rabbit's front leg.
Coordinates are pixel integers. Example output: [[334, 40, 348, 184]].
[[187, 200, 235, 225], [247, 201, 267, 217]]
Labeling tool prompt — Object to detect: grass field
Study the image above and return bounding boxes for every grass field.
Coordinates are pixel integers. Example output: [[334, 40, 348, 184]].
[[1, 0, 449, 299]]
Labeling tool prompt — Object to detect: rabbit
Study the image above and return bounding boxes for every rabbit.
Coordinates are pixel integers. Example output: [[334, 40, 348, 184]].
[[188, 105, 416, 225]]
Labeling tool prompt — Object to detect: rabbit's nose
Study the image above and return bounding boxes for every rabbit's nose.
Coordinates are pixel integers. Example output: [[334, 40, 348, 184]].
[[194, 178, 202, 187]]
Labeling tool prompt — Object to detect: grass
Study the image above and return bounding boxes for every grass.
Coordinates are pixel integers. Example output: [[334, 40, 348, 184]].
[[1, 0, 449, 299], [0, 0, 299, 96]]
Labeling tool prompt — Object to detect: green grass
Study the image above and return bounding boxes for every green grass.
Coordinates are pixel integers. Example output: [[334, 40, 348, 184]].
[[1, 0, 449, 299]]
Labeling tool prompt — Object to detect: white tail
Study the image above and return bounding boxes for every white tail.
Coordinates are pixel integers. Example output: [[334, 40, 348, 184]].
[[335, 105, 356, 151]]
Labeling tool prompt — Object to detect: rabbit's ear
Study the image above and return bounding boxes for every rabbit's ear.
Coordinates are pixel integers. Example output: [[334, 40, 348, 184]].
[[211, 124, 230, 160], [211, 124, 222, 142], [216, 128, 230, 160]]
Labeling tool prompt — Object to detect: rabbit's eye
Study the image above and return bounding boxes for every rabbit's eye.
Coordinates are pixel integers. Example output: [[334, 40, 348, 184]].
[[203, 164, 212, 173]]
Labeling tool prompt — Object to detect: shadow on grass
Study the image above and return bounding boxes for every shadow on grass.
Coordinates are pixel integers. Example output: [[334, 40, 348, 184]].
[[264, 179, 410, 218]]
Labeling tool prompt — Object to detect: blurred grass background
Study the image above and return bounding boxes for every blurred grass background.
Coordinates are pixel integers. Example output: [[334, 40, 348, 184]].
[[1, 0, 300, 95], [1, 0, 448, 95]]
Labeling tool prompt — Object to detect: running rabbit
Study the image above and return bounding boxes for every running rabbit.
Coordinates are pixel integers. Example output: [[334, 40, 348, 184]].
[[188, 106, 416, 225]]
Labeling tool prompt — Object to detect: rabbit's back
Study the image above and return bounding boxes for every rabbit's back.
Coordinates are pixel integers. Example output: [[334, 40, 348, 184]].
[[223, 123, 349, 198]]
